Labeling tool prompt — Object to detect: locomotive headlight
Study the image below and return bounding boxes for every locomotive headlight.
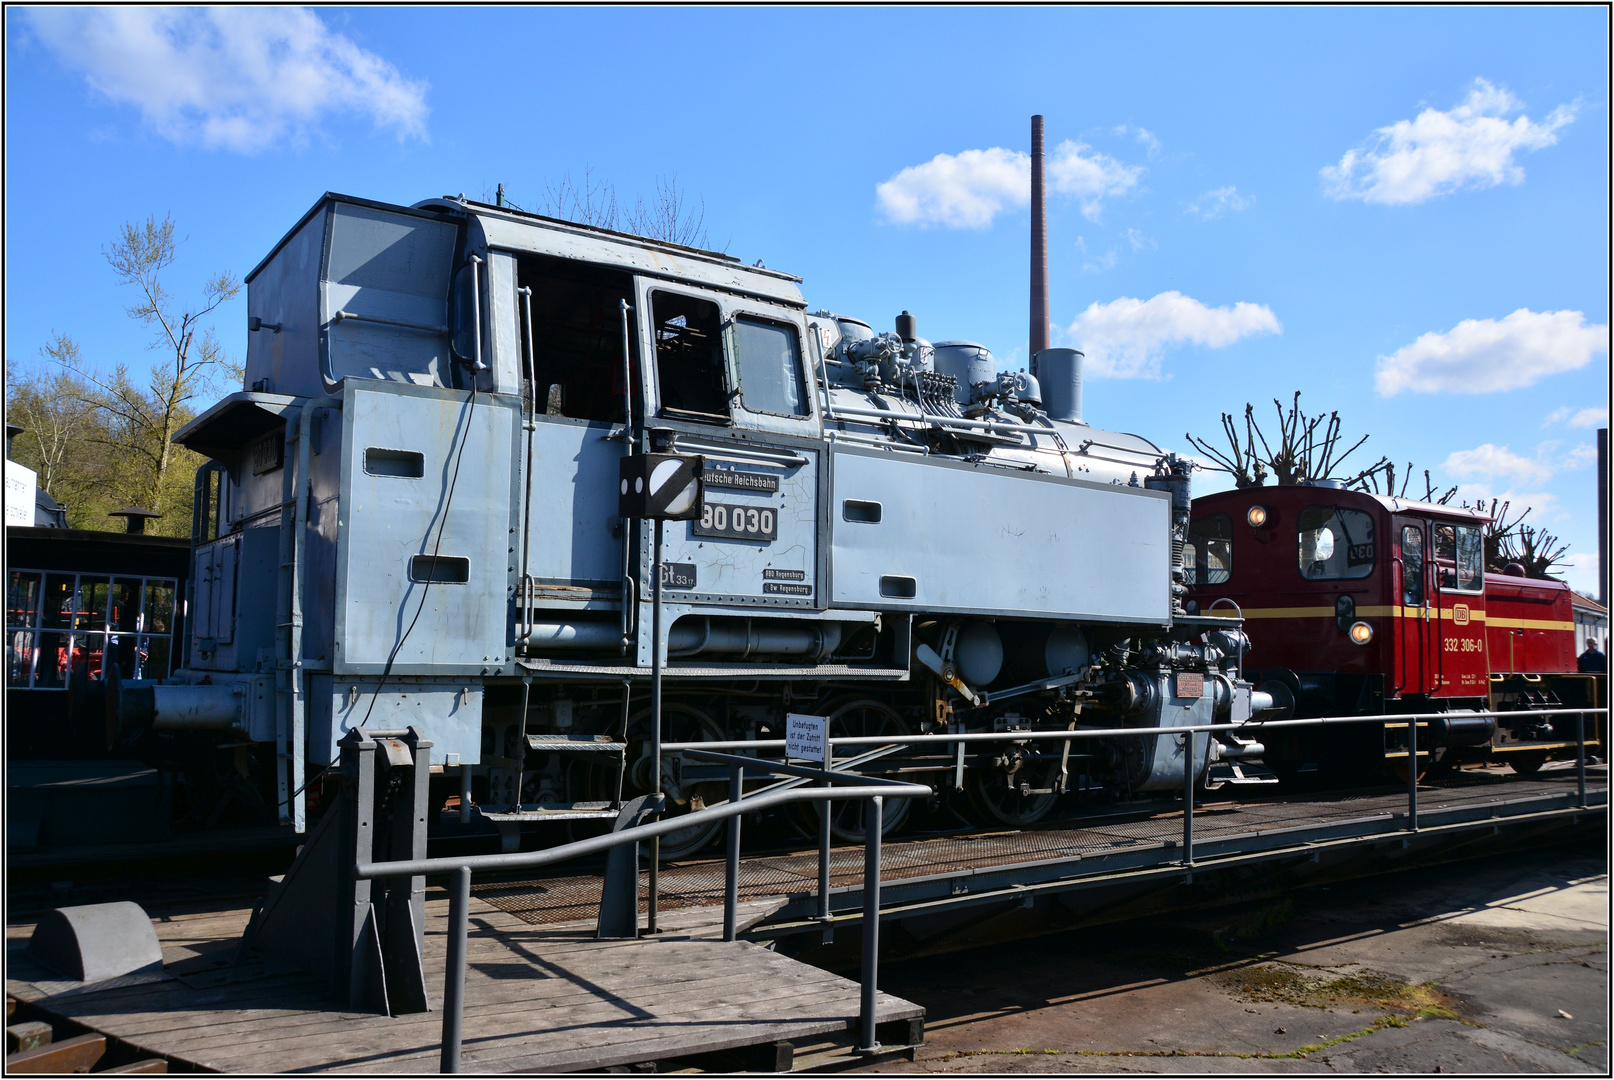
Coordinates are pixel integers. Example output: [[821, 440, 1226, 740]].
[[1247, 505, 1268, 527], [1348, 620, 1374, 645]]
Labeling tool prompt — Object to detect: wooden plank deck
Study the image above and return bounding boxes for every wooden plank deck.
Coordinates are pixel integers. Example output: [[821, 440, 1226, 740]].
[[7, 894, 919, 1073]]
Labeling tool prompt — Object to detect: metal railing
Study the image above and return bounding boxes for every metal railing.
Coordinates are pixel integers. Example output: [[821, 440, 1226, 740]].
[[354, 704, 1603, 1073], [667, 704, 1606, 863], [355, 760, 930, 1072]]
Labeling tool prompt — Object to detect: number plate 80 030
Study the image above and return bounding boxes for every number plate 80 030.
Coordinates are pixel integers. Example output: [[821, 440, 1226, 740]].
[[693, 502, 778, 541]]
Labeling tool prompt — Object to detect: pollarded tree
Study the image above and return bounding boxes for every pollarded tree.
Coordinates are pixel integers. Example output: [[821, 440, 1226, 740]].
[[1185, 392, 1385, 488]]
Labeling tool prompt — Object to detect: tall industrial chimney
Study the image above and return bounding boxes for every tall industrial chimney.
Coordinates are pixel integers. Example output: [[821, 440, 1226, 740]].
[[1599, 426, 1607, 607], [1030, 115, 1049, 364]]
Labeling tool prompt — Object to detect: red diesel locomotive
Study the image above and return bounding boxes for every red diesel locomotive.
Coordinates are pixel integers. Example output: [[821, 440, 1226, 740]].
[[1183, 481, 1604, 785]]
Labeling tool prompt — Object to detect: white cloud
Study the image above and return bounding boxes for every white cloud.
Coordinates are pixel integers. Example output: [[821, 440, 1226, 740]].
[[877, 138, 1142, 228], [1544, 405, 1610, 429], [1559, 552, 1601, 597], [23, 7, 428, 152], [875, 147, 1029, 229], [1443, 444, 1555, 487], [1114, 124, 1162, 156], [1443, 439, 1593, 492], [1047, 140, 1144, 221], [1453, 483, 1562, 524], [1322, 79, 1575, 205], [1124, 228, 1155, 252], [1375, 308, 1607, 396], [1565, 443, 1599, 469], [1187, 186, 1252, 219], [1067, 291, 1281, 379]]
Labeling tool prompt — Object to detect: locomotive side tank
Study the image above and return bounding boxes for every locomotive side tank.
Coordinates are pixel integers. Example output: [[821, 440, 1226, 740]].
[[1185, 483, 1603, 782], [130, 192, 1272, 845]]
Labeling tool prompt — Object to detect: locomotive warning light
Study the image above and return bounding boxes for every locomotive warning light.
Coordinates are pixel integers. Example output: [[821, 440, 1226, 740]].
[[620, 453, 704, 520], [1349, 621, 1374, 645], [1246, 505, 1268, 528]]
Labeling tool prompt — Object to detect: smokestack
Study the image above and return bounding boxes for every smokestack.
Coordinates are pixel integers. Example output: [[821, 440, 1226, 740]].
[[1599, 427, 1607, 606], [1030, 115, 1049, 365]]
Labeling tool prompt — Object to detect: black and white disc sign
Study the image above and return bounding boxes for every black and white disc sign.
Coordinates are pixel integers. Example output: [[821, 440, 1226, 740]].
[[619, 453, 704, 520]]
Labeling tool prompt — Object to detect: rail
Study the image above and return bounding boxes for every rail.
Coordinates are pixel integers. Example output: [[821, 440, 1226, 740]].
[[355, 759, 931, 1072]]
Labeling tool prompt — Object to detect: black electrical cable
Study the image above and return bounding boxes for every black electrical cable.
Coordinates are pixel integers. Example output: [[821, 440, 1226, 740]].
[[359, 381, 480, 729]]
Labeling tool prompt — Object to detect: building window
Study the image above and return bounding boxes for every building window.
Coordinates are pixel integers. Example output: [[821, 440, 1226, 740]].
[[5, 569, 177, 689]]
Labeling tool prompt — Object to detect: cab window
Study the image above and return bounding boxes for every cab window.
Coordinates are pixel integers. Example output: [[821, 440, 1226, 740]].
[[1298, 504, 1375, 581], [653, 292, 728, 421], [1432, 522, 1484, 592], [1401, 525, 1424, 605], [515, 255, 636, 423], [1186, 513, 1233, 585], [730, 316, 808, 416]]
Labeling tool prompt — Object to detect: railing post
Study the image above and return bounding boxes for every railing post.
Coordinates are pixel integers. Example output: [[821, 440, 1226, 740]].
[[818, 739, 832, 943], [857, 795, 883, 1055], [1181, 730, 1194, 868], [724, 764, 742, 942], [649, 517, 663, 935], [440, 866, 471, 1074], [1576, 710, 1587, 809], [1407, 717, 1419, 833]]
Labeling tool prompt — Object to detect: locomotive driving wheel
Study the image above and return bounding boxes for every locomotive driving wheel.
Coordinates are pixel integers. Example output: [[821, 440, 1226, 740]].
[[965, 742, 1060, 826], [615, 702, 727, 860], [791, 697, 914, 843]]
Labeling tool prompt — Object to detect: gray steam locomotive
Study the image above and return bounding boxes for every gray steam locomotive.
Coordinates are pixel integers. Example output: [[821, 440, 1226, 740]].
[[130, 192, 1271, 854]]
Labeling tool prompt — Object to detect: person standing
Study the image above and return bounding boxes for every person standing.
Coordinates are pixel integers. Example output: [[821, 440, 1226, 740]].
[[1578, 638, 1607, 673]]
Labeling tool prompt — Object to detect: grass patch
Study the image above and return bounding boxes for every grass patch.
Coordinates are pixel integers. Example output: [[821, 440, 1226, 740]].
[[1219, 962, 1458, 1017], [938, 1016, 1404, 1061]]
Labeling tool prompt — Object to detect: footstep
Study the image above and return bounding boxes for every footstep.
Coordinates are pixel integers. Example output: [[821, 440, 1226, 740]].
[[1557, 1010, 1573, 1020]]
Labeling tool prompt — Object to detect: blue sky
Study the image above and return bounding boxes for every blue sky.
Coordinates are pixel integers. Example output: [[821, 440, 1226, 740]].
[[5, 6, 1609, 591]]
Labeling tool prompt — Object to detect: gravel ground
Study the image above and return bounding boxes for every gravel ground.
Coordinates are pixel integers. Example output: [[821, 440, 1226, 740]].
[[860, 843, 1607, 1074]]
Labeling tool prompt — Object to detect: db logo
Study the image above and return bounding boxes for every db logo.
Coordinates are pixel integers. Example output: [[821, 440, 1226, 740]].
[[1452, 604, 1470, 626]]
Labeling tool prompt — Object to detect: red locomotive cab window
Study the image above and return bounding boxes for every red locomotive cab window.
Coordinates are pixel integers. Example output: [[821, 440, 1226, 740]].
[[1186, 513, 1233, 585], [1400, 525, 1425, 606], [1298, 505, 1374, 581], [1432, 523, 1485, 592]]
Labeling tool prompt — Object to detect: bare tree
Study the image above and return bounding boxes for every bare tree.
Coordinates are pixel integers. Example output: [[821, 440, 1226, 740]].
[[535, 168, 621, 231], [44, 213, 239, 522], [1355, 460, 1458, 505], [496, 170, 715, 250], [624, 174, 709, 250], [1185, 392, 1381, 488]]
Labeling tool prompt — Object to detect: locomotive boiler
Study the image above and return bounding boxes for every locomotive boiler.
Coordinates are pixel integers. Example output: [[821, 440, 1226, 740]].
[[113, 191, 1275, 854], [1184, 482, 1605, 784]]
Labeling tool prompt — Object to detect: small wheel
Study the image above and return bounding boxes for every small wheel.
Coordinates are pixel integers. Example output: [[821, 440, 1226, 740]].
[[1390, 758, 1429, 786], [965, 745, 1060, 826], [817, 698, 914, 843], [621, 703, 727, 860], [1508, 751, 1549, 775]]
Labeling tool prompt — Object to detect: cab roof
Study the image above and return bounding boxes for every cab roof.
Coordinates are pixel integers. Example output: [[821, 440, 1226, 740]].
[[1193, 484, 1492, 524]]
